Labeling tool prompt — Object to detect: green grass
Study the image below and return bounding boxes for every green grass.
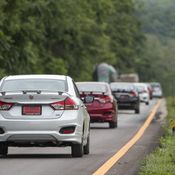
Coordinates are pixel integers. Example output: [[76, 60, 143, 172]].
[[138, 97, 175, 175]]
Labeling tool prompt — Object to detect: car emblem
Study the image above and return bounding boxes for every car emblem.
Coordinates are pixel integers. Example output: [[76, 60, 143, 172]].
[[29, 95, 34, 100]]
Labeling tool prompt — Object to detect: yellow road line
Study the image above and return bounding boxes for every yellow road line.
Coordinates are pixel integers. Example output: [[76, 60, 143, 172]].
[[92, 100, 162, 175]]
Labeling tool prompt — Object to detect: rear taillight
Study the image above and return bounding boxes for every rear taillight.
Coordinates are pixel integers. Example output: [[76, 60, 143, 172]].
[[50, 101, 65, 110], [0, 101, 14, 110], [64, 97, 79, 110], [130, 91, 137, 97], [98, 96, 113, 103], [50, 97, 79, 110]]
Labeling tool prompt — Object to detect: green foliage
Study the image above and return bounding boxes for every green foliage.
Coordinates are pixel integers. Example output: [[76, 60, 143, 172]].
[[139, 97, 175, 175], [108, 0, 144, 73], [0, 0, 143, 80], [135, 0, 175, 96]]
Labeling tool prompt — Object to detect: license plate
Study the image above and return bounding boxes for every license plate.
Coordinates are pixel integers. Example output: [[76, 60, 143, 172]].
[[22, 105, 41, 115], [120, 95, 128, 99]]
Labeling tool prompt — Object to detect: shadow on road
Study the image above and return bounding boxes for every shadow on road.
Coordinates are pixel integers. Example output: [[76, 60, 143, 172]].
[[1, 154, 72, 159], [90, 126, 110, 129], [118, 110, 135, 115]]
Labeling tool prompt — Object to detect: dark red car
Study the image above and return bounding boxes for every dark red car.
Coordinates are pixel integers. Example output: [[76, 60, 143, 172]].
[[76, 82, 118, 128]]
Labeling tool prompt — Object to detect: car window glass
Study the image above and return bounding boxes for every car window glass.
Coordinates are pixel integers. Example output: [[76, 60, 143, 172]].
[[1, 79, 66, 92], [72, 81, 80, 98], [77, 84, 107, 93], [110, 83, 134, 91]]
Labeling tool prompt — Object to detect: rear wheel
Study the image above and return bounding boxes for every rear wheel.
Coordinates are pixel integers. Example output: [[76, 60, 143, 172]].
[[71, 143, 83, 157], [109, 121, 117, 128], [0, 142, 8, 157], [135, 105, 140, 114], [146, 101, 149, 105], [84, 135, 90, 155]]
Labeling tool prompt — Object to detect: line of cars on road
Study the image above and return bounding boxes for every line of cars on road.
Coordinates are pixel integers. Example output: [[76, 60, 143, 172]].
[[0, 75, 163, 158]]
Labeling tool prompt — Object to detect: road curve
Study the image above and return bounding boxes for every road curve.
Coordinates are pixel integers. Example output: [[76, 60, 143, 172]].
[[0, 100, 159, 175]]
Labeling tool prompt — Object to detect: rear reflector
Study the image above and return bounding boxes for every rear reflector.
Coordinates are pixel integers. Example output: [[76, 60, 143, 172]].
[[0, 101, 14, 110], [59, 126, 76, 134]]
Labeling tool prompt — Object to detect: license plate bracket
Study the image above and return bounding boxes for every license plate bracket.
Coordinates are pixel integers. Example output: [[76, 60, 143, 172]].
[[22, 105, 41, 115]]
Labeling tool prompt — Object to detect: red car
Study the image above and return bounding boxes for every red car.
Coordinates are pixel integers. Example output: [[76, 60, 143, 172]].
[[76, 82, 118, 128]]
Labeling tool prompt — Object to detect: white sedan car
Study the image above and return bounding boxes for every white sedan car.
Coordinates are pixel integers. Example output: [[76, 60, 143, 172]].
[[0, 75, 90, 157], [134, 83, 150, 105]]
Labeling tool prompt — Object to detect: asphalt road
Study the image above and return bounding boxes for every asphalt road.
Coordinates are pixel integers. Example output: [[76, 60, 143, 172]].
[[0, 99, 161, 175]]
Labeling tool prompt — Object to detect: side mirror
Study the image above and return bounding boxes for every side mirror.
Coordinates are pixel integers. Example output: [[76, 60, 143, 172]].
[[84, 95, 94, 103]]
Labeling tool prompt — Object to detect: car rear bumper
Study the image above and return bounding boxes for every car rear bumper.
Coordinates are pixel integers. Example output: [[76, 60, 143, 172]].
[[140, 96, 149, 103], [90, 113, 115, 122], [152, 93, 162, 98], [118, 101, 138, 110], [0, 119, 83, 145]]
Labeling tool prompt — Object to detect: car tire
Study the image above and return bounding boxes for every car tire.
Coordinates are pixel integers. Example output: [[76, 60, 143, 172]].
[[71, 142, 84, 157], [109, 121, 117, 128], [0, 142, 8, 157], [146, 101, 149, 105], [135, 106, 140, 114], [84, 135, 90, 155]]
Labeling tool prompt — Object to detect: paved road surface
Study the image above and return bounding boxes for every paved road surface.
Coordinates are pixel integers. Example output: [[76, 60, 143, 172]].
[[0, 100, 160, 175]]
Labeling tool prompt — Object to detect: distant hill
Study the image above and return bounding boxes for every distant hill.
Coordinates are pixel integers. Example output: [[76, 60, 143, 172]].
[[136, 0, 175, 39], [135, 0, 175, 95]]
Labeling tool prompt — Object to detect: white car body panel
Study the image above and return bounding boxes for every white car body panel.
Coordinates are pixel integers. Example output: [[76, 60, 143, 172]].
[[134, 83, 150, 104], [0, 75, 90, 152]]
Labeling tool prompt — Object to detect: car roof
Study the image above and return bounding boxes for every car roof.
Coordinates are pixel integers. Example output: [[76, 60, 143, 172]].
[[76, 81, 109, 86], [4, 75, 67, 81], [134, 83, 148, 87], [110, 82, 134, 86]]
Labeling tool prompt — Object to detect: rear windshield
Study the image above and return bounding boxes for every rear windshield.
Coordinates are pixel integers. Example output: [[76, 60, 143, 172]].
[[1, 79, 66, 92], [136, 85, 146, 92], [151, 83, 161, 88], [77, 83, 107, 93], [110, 83, 135, 91]]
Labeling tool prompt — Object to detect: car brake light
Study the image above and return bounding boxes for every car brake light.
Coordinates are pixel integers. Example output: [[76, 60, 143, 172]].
[[50, 100, 65, 110], [98, 96, 113, 103], [50, 97, 79, 110], [65, 97, 79, 110], [130, 91, 137, 97], [0, 101, 14, 110]]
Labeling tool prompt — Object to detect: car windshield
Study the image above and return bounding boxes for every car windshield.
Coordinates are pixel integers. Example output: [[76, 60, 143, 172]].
[[77, 83, 107, 93], [1, 79, 66, 92], [110, 83, 134, 91]]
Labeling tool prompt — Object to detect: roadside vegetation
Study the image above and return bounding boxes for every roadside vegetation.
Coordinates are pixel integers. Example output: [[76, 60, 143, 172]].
[[135, 0, 175, 96], [0, 0, 143, 81], [0, 0, 175, 96], [138, 97, 175, 175]]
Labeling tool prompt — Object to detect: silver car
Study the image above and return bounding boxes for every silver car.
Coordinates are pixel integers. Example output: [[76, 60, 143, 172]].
[[0, 75, 90, 157]]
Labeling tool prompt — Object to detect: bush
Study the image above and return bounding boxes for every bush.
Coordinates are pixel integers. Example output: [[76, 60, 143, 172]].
[[138, 97, 175, 175]]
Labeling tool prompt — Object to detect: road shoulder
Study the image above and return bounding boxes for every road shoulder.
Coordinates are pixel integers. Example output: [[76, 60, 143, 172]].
[[106, 99, 166, 175]]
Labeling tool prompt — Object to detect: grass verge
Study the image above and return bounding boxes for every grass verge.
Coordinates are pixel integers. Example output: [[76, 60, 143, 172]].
[[138, 97, 175, 175]]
